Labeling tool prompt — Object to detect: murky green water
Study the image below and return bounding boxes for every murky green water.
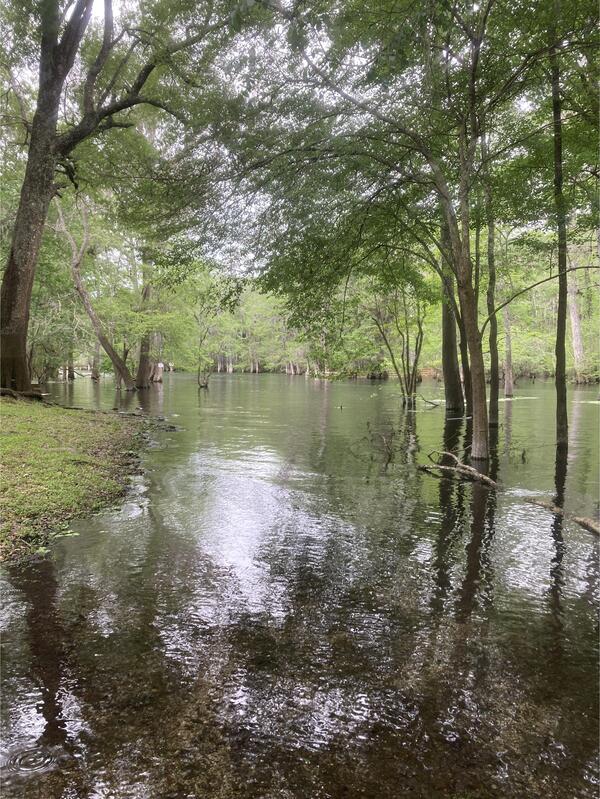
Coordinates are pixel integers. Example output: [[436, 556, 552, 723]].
[[1, 374, 598, 798]]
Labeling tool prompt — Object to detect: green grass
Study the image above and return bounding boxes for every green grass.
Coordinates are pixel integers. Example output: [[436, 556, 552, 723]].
[[0, 397, 144, 560]]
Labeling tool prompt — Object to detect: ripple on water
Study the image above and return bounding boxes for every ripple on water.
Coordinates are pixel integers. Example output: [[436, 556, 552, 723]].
[[0, 745, 61, 776]]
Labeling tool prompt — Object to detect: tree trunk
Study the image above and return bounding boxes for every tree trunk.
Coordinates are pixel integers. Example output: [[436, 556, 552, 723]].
[[136, 335, 152, 388], [481, 136, 499, 427], [567, 273, 584, 380], [0, 1, 92, 390], [457, 275, 489, 461], [550, 7, 569, 446], [91, 339, 101, 381], [135, 284, 152, 389], [67, 351, 75, 380], [72, 262, 135, 391], [0, 129, 58, 390], [502, 304, 514, 398], [441, 276, 464, 415]]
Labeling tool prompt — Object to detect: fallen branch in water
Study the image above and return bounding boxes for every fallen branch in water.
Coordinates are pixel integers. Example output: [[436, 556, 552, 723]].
[[525, 499, 600, 535], [419, 393, 440, 408], [574, 517, 600, 535], [417, 450, 498, 488], [526, 498, 563, 515]]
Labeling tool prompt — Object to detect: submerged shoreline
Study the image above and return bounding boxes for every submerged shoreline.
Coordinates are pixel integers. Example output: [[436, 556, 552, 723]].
[[0, 397, 145, 561]]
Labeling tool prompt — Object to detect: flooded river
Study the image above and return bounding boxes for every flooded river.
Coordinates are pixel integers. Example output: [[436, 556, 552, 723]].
[[1, 374, 598, 798]]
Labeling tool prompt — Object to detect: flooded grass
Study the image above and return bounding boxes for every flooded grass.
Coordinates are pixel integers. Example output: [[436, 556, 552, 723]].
[[0, 397, 144, 560]]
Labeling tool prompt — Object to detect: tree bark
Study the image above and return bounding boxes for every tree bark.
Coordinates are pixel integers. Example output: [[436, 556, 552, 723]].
[[457, 277, 489, 460], [567, 273, 584, 380], [135, 283, 152, 389], [91, 339, 101, 381], [481, 135, 499, 426], [439, 191, 484, 455], [441, 276, 464, 415], [502, 304, 514, 398], [550, 6, 569, 446], [0, 0, 94, 390]]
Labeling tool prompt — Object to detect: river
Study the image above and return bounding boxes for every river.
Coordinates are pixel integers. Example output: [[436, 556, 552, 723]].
[[1, 374, 598, 798]]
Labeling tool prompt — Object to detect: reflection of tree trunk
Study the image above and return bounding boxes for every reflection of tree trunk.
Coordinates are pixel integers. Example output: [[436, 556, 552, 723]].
[[567, 273, 584, 381], [549, 441, 568, 625], [502, 304, 514, 397], [456, 481, 490, 620], [7, 560, 68, 748], [441, 277, 464, 415], [431, 417, 465, 611]]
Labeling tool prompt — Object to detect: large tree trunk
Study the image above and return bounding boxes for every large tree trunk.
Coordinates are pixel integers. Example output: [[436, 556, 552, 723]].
[[0, 0, 93, 390], [135, 284, 152, 389], [441, 277, 464, 415], [481, 136, 499, 427], [67, 351, 75, 380], [0, 117, 59, 390], [457, 278, 489, 461], [502, 304, 514, 398], [567, 273, 584, 380], [550, 7, 568, 446], [136, 334, 152, 388]]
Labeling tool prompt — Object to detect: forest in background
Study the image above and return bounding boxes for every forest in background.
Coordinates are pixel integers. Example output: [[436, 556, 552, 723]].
[[0, 0, 598, 462]]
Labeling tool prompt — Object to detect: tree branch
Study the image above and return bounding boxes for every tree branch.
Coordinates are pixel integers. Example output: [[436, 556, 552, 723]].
[[481, 266, 600, 335]]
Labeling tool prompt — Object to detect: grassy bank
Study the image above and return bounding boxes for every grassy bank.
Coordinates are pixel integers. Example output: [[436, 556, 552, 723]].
[[0, 398, 145, 561]]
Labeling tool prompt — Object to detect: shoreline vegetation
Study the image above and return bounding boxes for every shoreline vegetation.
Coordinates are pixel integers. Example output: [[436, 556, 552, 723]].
[[0, 397, 145, 562]]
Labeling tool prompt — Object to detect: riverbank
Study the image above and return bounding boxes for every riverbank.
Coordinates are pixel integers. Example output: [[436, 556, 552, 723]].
[[0, 397, 145, 561]]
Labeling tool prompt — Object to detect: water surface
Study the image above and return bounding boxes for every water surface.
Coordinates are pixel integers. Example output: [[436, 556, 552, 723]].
[[1, 375, 598, 798]]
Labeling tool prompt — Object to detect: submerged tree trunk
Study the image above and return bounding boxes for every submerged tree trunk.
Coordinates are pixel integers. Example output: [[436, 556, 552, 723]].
[[441, 277, 464, 415], [550, 8, 568, 446], [457, 279, 489, 460], [567, 273, 584, 380], [91, 340, 101, 381], [136, 334, 152, 389], [135, 284, 152, 389], [502, 304, 514, 398]]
